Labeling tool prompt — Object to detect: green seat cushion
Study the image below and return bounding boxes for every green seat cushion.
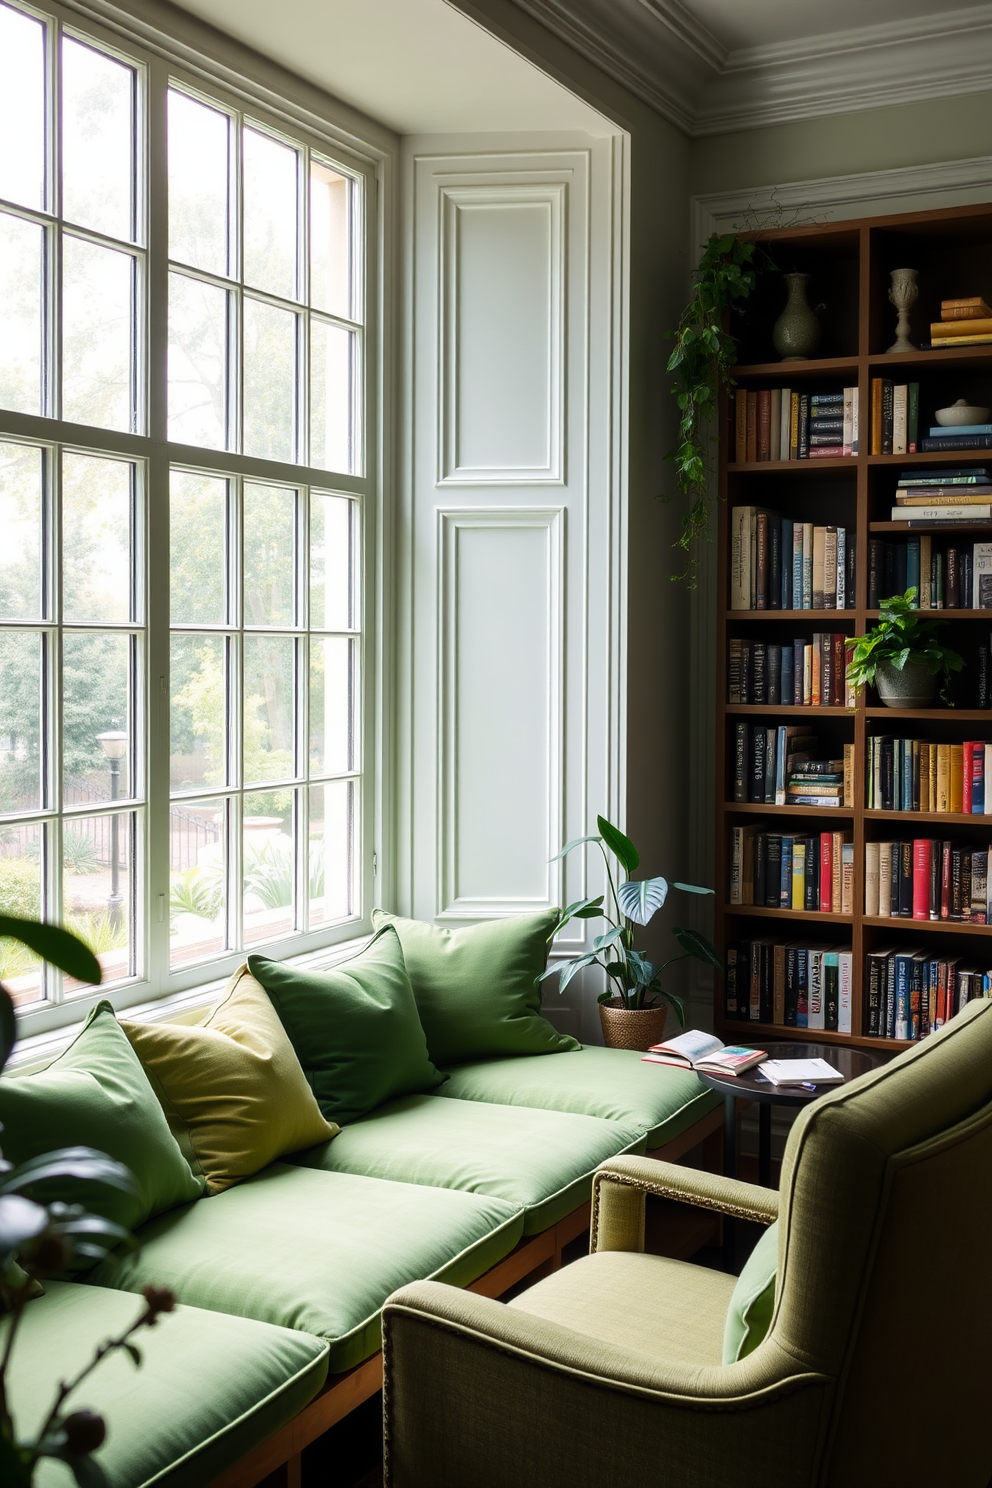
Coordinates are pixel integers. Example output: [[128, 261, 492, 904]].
[[722, 1221, 778, 1363], [292, 1094, 642, 1234], [89, 1164, 522, 1374], [9, 1279, 328, 1488], [247, 924, 444, 1124], [438, 1043, 721, 1148], [0, 1002, 204, 1264], [372, 909, 578, 1065]]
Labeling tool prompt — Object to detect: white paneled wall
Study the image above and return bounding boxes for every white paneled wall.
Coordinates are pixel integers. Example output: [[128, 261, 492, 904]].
[[395, 133, 625, 1041]]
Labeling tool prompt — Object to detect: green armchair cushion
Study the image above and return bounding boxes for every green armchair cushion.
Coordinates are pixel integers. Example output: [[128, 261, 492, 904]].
[[292, 1093, 642, 1234], [90, 1163, 523, 1374], [248, 924, 443, 1124], [0, 1001, 204, 1261], [371, 909, 578, 1065], [722, 1221, 778, 1363], [438, 1044, 720, 1147], [11, 1280, 328, 1488]]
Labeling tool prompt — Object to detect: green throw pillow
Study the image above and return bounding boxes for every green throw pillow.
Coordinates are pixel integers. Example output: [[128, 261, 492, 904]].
[[0, 1002, 205, 1266], [371, 909, 579, 1066], [248, 924, 444, 1124], [722, 1221, 778, 1363]]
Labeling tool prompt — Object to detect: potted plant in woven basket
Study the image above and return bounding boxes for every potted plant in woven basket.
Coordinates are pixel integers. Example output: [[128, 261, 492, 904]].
[[543, 817, 720, 1052]]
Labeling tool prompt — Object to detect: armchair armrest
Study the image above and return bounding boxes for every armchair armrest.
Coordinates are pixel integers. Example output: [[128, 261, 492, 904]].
[[591, 1155, 779, 1254]]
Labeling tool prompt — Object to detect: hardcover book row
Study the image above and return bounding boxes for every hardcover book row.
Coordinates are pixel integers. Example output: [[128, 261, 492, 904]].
[[730, 508, 856, 611], [734, 388, 858, 462], [867, 738, 992, 814], [730, 826, 854, 913], [728, 638, 855, 707], [731, 727, 855, 806], [865, 839, 992, 924], [867, 539, 992, 607]]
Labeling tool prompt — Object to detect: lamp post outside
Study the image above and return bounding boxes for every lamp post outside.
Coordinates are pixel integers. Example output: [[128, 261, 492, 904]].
[[97, 729, 127, 931]]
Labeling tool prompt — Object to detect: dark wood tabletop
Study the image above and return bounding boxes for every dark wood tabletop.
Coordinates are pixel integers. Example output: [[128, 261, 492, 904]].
[[696, 1041, 885, 1105]]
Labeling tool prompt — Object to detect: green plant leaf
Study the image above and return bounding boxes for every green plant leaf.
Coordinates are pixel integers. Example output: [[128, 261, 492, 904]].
[[625, 948, 655, 987], [0, 916, 101, 986], [617, 876, 668, 925], [556, 953, 601, 994], [3, 1147, 138, 1198], [596, 816, 639, 873], [549, 834, 601, 863], [0, 1193, 48, 1255], [123, 1341, 143, 1368], [672, 926, 722, 968], [672, 881, 714, 895], [592, 926, 625, 952]]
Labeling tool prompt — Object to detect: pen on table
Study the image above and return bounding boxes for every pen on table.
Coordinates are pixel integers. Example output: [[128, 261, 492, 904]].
[[800, 1081, 817, 1091]]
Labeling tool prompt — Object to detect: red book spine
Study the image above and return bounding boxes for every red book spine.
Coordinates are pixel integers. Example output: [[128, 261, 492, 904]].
[[936, 961, 947, 1027], [819, 832, 833, 912], [913, 839, 932, 920], [963, 742, 974, 814], [971, 743, 983, 814], [832, 633, 845, 706], [756, 512, 768, 609], [757, 390, 772, 461], [941, 841, 952, 919]]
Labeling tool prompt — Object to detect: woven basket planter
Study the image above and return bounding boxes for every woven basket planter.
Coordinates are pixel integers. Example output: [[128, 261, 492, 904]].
[[598, 998, 669, 1052]]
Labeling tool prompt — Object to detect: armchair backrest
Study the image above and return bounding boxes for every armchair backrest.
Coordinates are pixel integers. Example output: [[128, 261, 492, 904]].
[[771, 997, 992, 1488]]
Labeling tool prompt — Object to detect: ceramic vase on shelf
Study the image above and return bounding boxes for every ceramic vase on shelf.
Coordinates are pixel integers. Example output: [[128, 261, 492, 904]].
[[886, 267, 919, 353], [875, 657, 937, 708], [598, 998, 669, 1052], [772, 273, 822, 361]]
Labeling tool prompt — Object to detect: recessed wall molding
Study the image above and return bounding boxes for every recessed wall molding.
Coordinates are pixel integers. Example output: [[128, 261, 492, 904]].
[[507, 0, 992, 135], [438, 183, 566, 486]]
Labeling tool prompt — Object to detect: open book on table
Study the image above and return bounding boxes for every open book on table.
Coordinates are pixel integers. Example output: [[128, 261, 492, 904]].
[[641, 1030, 766, 1076]]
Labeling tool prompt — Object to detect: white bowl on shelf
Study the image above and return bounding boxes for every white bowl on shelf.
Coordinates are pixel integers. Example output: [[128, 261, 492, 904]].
[[934, 398, 991, 426]]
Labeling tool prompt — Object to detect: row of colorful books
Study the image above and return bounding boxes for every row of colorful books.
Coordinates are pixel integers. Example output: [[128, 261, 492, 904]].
[[889, 466, 992, 526], [866, 381, 920, 455], [927, 295, 992, 349], [865, 840, 991, 923], [730, 826, 854, 913], [865, 948, 989, 1040], [867, 738, 992, 814], [731, 727, 854, 806], [725, 940, 854, 1031], [730, 508, 856, 610], [867, 538, 992, 607], [733, 388, 858, 462], [728, 637, 855, 709]]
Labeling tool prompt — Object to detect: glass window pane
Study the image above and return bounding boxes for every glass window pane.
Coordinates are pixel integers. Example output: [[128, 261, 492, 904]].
[[243, 127, 298, 300], [63, 631, 131, 802], [0, 441, 44, 621], [310, 161, 353, 320], [0, 822, 45, 1006], [170, 795, 228, 968], [63, 809, 134, 990], [61, 37, 135, 242], [170, 470, 227, 625], [310, 493, 356, 632], [311, 319, 357, 473], [62, 452, 132, 624], [170, 632, 227, 792], [244, 483, 296, 628], [62, 236, 134, 432], [168, 272, 228, 449], [308, 780, 353, 927], [0, 212, 44, 417], [309, 635, 354, 778], [244, 634, 295, 785], [0, 629, 43, 814], [0, 5, 46, 211], [243, 298, 297, 463], [168, 89, 230, 277], [243, 789, 295, 945]]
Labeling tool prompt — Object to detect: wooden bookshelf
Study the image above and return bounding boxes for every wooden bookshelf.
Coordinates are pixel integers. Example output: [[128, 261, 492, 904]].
[[715, 200, 992, 1055]]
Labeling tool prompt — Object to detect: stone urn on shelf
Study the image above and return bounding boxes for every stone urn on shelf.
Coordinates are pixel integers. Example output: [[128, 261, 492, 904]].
[[772, 272, 822, 361]]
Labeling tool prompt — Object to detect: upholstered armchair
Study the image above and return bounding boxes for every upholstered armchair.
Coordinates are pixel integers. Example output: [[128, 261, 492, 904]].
[[382, 996, 992, 1488]]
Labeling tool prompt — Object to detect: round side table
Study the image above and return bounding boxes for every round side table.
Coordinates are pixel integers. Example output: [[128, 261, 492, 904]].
[[696, 1042, 884, 1191]]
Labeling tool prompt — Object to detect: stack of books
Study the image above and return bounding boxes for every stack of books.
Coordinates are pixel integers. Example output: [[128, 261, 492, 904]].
[[733, 388, 858, 462], [730, 507, 855, 610], [929, 296, 992, 348], [731, 725, 854, 805], [868, 380, 920, 454], [890, 467, 992, 525], [728, 635, 855, 706], [730, 826, 854, 912], [865, 839, 991, 923], [867, 738, 992, 813], [725, 940, 854, 1031], [868, 535, 992, 604], [865, 948, 988, 1041]]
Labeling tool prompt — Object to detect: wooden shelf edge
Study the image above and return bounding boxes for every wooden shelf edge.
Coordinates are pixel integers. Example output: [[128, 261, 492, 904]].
[[717, 1020, 913, 1053], [724, 905, 854, 923], [725, 609, 857, 620], [865, 809, 992, 824], [727, 802, 854, 817], [864, 708, 992, 720], [862, 916, 991, 935], [727, 704, 855, 716]]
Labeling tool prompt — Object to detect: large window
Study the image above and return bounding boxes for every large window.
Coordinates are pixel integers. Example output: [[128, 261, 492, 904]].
[[0, 0, 375, 1030]]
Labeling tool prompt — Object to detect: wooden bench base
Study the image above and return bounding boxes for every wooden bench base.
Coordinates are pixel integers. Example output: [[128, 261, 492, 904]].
[[210, 1107, 724, 1488]]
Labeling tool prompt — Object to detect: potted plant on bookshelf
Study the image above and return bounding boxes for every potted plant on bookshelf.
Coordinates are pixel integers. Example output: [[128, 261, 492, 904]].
[[847, 589, 964, 708], [544, 817, 720, 1051]]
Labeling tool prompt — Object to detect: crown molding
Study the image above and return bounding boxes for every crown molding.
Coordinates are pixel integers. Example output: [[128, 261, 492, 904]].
[[507, 0, 992, 135]]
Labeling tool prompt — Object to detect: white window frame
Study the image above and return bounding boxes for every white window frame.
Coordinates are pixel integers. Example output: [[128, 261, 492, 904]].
[[0, 0, 389, 1038]]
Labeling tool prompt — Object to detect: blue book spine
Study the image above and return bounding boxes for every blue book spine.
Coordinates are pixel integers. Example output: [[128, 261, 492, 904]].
[[893, 739, 902, 811], [906, 539, 920, 601], [781, 646, 794, 707], [774, 725, 787, 804], [781, 519, 793, 608], [894, 955, 911, 1041], [902, 743, 913, 811], [780, 837, 793, 907], [974, 751, 985, 814], [928, 424, 992, 437]]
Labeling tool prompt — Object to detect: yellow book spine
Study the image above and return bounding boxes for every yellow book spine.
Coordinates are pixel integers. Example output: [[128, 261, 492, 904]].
[[950, 744, 964, 814], [937, 744, 950, 812], [792, 844, 805, 910], [929, 743, 938, 814]]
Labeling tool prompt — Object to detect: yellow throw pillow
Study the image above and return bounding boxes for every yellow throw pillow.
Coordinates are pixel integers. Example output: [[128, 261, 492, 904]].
[[121, 965, 338, 1194]]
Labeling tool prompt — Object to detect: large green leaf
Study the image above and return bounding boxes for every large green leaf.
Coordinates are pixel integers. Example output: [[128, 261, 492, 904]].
[[549, 834, 601, 864], [0, 917, 101, 986], [625, 948, 655, 987], [554, 952, 600, 994], [592, 926, 625, 952], [617, 876, 668, 925], [672, 926, 721, 968], [3, 1148, 138, 1198], [596, 817, 639, 873]]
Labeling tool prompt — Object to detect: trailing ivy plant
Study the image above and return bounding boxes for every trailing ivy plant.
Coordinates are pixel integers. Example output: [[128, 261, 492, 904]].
[[665, 232, 758, 585]]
